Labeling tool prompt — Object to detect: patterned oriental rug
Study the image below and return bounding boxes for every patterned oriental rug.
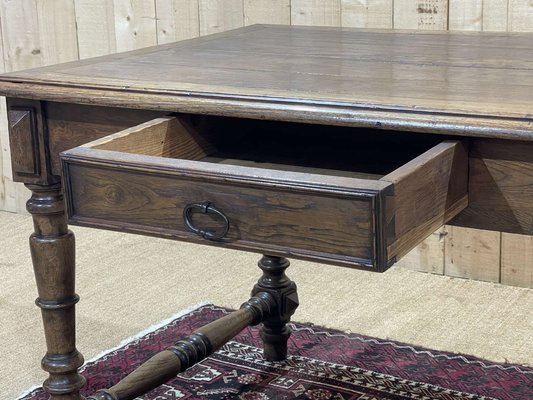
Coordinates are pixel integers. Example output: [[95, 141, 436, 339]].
[[21, 304, 532, 400]]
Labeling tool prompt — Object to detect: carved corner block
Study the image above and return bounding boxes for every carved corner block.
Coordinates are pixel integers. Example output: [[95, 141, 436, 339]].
[[8, 107, 40, 178], [6, 99, 58, 185]]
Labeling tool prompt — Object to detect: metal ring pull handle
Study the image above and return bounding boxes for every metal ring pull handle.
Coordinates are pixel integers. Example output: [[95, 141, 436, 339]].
[[183, 201, 230, 241]]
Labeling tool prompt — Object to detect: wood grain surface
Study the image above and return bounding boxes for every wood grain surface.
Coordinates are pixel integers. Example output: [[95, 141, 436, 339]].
[[8, 108, 39, 176], [341, 0, 393, 29], [444, 226, 501, 282], [46, 102, 164, 175], [382, 141, 468, 261], [244, 0, 290, 26], [26, 183, 86, 399], [65, 162, 380, 268], [6, 98, 59, 185], [501, 232, 533, 288], [2, 25, 533, 140]]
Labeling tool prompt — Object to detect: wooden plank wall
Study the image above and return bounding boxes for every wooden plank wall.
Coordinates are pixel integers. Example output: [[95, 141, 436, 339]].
[[0, 0, 531, 288]]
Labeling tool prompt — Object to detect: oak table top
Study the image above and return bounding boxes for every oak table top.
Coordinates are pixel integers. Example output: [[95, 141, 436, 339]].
[[1, 24, 533, 140]]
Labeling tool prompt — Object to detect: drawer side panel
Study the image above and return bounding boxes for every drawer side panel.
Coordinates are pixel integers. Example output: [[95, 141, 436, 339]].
[[383, 141, 469, 262]]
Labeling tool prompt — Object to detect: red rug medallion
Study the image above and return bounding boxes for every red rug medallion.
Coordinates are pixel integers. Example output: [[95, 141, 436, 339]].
[[21, 305, 532, 400]]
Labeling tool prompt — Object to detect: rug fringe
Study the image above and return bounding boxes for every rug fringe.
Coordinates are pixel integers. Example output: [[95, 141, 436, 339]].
[[15, 384, 41, 400], [15, 301, 211, 400]]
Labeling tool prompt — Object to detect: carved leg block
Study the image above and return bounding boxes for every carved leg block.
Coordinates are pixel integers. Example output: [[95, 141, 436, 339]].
[[27, 184, 85, 400], [252, 255, 299, 361]]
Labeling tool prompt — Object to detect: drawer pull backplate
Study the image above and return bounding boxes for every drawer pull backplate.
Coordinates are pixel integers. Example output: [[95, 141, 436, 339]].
[[183, 201, 230, 241]]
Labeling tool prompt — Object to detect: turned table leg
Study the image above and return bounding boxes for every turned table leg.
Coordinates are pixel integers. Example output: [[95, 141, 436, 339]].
[[252, 255, 299, 361], [27, 184, 85, 400]]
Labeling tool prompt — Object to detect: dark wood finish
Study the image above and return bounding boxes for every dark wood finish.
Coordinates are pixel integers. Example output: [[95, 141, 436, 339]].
[[26, 183, 85, 400], [60, 116, 467, 270], [8, 108, 39, 177], [1, 26, 533, 140], [7, 99, 58, 185], [451, 139, 533, 235], [63, 161, 381, 268], [252, 256, 299, 361]]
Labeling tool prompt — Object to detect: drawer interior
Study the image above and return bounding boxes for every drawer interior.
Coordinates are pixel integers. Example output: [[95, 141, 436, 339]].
[[91, 115, 444, 180]]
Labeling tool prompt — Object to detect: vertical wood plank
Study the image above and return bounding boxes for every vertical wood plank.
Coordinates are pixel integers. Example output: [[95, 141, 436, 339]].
[[291, 0, 341, 27], [1, 0, 79, 68], [444, 226, 501, 282], [482, 0, 508, 31], [501, 233, 533, 288], [74, 0, 117, 58], [395, 228, 445, 274], [341, 0, 393, 29], [0, 15, 4, 74], [36, 0, 79, 64], [244, 0, 290, 26], [508, 0, 533, 32], [199, 0, 244, 36], [113, 0, 157, 52], [0, 97, 6, 212], [0, 0, 42, 71], [0, 12, 6, 212], [156, 0, 200, 44], [449, 0, 482, 31], [393, 0, 448, 30]]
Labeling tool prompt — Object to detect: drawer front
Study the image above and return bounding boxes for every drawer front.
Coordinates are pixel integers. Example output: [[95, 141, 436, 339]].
[[64, 162, 385, 268]]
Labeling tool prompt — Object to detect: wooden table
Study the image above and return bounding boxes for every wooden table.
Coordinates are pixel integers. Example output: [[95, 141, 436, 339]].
[[1, 25, 532, 400]]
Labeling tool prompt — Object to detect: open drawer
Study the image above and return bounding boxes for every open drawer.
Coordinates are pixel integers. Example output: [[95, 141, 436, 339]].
[[60, 116, 468, 271]]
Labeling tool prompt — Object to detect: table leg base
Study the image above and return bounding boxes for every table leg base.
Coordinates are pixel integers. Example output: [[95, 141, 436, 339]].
[[253, 255, 299, 362]]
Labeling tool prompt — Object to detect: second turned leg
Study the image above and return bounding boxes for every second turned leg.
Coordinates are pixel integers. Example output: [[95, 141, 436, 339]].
[[252, 255, 299, 361]]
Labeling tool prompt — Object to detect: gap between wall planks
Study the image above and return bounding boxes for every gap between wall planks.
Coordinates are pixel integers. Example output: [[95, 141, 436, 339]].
[[0, 0, 531, 288]]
